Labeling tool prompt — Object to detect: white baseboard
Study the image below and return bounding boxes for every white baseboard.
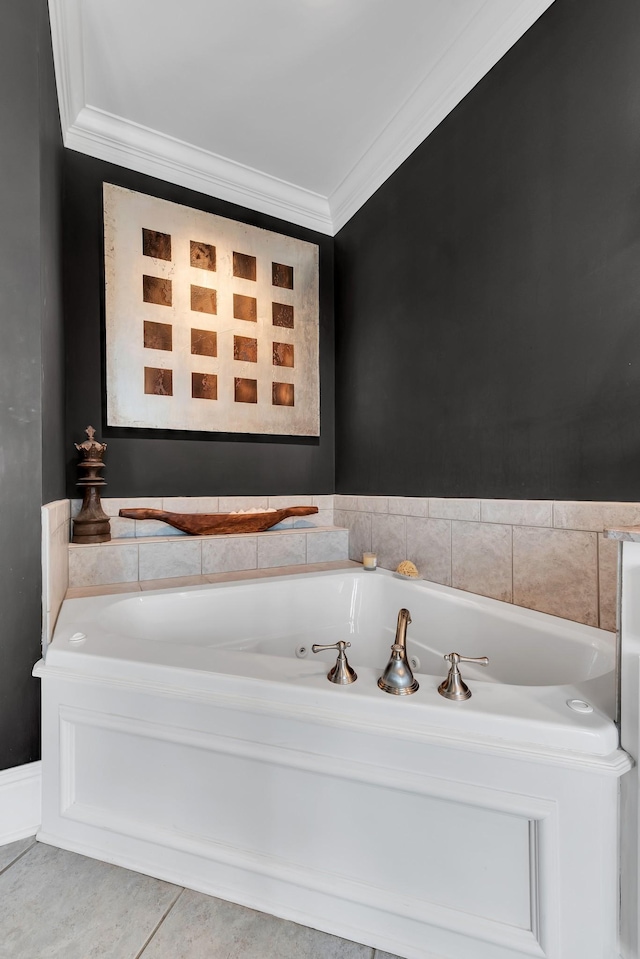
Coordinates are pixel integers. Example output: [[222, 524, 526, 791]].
[[0, 762, 41, 844]]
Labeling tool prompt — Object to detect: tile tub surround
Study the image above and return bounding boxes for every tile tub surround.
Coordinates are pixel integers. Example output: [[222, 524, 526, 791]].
[[65, 561, 361, 600], [333, 497, 640, 631], [41, 500, 71, 645], [48, 495, 637, 629], [67, 527, 349, 588], [63, 494, 339, 589]]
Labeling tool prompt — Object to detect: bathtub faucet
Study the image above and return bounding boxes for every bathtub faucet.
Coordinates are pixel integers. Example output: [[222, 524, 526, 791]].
[[438, 652, 489, 701], [377, 608, 419, 696], [312, 640, 357, 685]]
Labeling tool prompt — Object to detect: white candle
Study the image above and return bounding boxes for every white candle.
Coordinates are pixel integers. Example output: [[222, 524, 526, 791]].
[[363, 552, 377, 570]]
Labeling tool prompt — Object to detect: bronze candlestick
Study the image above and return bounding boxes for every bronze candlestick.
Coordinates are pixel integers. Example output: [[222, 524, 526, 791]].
[[72, 426, 111, 544]]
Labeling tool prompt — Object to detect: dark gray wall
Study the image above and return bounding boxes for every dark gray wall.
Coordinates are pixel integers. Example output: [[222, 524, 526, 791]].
[[0, 0, 64, 770], [63, 155, 334, 497], [335, 0, 640, 500], [39, 0, 65, 505]]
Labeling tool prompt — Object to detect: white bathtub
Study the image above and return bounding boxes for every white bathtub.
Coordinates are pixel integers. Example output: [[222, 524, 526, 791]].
[[35, 568, 631, 959]]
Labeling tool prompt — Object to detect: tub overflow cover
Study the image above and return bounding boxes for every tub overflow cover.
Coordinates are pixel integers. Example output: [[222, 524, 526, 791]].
[[566, 699, 593, 713]]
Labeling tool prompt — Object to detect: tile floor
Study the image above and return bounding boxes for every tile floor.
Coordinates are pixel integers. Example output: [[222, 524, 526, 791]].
[[0, 838, 401, 958]]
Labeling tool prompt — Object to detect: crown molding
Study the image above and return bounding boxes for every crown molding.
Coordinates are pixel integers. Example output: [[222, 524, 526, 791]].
[[329, 0, 556, 233], [48, 0, 555, 236], [47, 0, 84, 131], [48, 1, 331, 234], [65, 106, 333, 235]]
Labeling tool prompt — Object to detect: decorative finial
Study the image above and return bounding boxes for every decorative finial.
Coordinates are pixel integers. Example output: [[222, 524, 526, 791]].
[[75, 424, 107, 458]]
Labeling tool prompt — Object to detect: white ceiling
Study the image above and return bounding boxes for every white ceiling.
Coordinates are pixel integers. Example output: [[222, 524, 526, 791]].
[[48, 0, 555, 235]]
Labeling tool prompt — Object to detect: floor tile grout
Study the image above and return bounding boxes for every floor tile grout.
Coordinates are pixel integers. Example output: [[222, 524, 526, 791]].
[[0, 837, 37, 876], [134, 885, 186, 959], [0, 840, 399, 958]]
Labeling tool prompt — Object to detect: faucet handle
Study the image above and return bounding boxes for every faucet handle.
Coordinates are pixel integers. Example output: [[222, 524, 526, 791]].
[[444, 652, 489, 667], [439, 651, 489, 701], [312, 641, 351, 653], [312, 641, 357, 685]]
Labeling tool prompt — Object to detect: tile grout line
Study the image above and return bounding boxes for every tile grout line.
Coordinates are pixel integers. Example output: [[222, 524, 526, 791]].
[[0, 838, 37, 877], [596, 531, 602, 629], [134, 886, 186, 959], [510, 523, 514, 605]]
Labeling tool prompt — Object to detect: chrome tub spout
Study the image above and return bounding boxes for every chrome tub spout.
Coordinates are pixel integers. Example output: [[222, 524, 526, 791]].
[[377, 608, 419, 695]]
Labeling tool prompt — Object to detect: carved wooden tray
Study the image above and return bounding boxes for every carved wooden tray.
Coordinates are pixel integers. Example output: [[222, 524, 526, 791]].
[[118, 506, 319, 535]]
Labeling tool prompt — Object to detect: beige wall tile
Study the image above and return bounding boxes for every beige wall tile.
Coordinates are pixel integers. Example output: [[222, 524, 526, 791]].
[[41, 509, 52, 613], [42, 502, 55, 551], [133, 535, 173, 545], [598, 535, 619, 632], [109, 517, 136, 539], [204, 563, 354, 586], [358, 496, 388, 513], [294, 508, 333, 527], [553, 501, 640, 532], [43, 510, 71, 642], [371, 513, 407, 571], [135, 519, 186, 537], [218, 495, 269, 513], [49, 499, 69, 531], [452, 521, 512, 602], [333, 495, 359, 511], [405, 517, 451, 586], [306, 530, 349, 564], [313, 495, 334, 510], [257, 532, 306, 568], [44, 500, 57, 531], [480, 500, 552, 527], [387, 497, 428, 518], [68, 543, 139, 587], [49, 521, 70, 610], [333, 509, 372, 561], [429, 498, 481, 521], [513, 526, 598, 626], [138, 540, 202, 581], [162, 497, 220, 513], [202, 536, 258, 574], [100, 497, 163, 518], [268, 495, 315, 509], [139, 575, 208, 591], [66, 582, 142, 598]]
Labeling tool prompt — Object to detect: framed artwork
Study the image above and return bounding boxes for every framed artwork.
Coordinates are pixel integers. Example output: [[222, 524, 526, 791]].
[[103, 184, 320, 436]]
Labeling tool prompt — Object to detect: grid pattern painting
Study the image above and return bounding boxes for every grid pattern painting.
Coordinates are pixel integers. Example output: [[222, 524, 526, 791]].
[[104, 184, 319, 435]]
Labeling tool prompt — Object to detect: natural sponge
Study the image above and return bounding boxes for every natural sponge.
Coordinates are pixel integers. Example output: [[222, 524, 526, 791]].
[[396, 560, 419, 578]]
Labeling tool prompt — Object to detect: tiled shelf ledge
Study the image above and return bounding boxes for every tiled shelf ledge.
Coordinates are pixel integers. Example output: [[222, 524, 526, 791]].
[[70, 494, 334, 539], [66, 559, 361, 599], [67, 526, 349, 589]]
